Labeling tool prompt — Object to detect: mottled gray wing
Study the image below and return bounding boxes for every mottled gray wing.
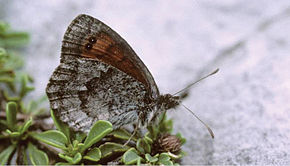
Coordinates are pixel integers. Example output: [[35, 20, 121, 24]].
[[46, 14, 159, 132]]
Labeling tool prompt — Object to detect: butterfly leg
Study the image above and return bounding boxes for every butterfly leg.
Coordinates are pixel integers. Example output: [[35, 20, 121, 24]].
[[123, 123, 139, 146]]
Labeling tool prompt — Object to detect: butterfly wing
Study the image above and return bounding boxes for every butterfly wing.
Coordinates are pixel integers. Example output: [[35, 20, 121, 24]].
[[46, 14, 159, 132], [63, 14, 159, 98]]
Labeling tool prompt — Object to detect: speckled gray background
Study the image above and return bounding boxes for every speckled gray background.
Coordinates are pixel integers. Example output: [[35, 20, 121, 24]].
[[1, 0, 290, 164]]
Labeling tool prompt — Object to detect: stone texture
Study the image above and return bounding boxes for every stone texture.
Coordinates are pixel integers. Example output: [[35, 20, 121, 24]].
[[1, 0, 289, 164]]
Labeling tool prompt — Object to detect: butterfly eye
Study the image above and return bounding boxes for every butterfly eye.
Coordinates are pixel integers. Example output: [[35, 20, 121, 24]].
[[88, 37, 96, 44], [85, 43, 93, 50]]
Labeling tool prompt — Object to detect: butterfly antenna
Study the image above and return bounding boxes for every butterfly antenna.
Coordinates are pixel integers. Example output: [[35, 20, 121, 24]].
[[182, 104, 215, 139], [173, 68, 219, 95]]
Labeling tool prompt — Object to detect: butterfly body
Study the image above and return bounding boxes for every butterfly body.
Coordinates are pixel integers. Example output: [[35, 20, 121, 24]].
[[46, 14, 180, 133]]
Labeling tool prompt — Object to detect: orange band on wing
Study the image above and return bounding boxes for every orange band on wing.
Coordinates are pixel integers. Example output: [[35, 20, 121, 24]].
[[81, 32, 147, 87]]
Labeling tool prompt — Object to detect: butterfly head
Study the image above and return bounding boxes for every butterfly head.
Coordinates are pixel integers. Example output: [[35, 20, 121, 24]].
[[143, 94, 180, 127], [157, 94, 181, 110]]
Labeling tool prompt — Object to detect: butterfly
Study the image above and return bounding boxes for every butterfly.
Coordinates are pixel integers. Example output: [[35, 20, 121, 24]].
[[46, 14, 180, 133], [46, 14, 216, 138]]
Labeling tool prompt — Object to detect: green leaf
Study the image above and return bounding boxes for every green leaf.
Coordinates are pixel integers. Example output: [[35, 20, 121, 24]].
[[71, 152, 82, 164], [3, 91, 19, 101], [74, 132, 86, 143], [147, 125, 159, 140], [137, 157, 141, 166], [136, 139, 145, 154], [10, 131, 21, 138], [0, 119, 7, 126], [0, 31, 30, 48], [55, 162, 71, 165], [176, 133, 186, 145], [0, 144, 16, 165], [145, 153, 158, 163], [167, 152, 182, 160], [6, 102, 17, 131], [122, 148, 142, 165], [109, 128, 137, 141], [58, 152, 81, 164], [72, 140, 79, 148], [50, 109, 71, 142], [0, 48, 7, 59], [144, 135, 153, 145], [99, 142, 129, 158], [58, 153, 73, 163], [83, 147, 101, 162], [158, 153, 171, 164], [0, 77, 14, 83], [2, 53, 23, 70], [159, 152, 170, 161], [179, 151, 187, 158], [19, 74, 34, 99], [19, 118, 32, 135], [5, 129, 12, 134], [82, 120, 113, 152], [30, 130, 68, 150], [160, 117, 173, 133], [136, 138, 151, 154], [27, 143, 49, 165], [18, 145, 28, 165], [0, 21, 10, 33], [0, 69, 14, 78], [77, 143, 85, 152], [159, 160, 173, 165]]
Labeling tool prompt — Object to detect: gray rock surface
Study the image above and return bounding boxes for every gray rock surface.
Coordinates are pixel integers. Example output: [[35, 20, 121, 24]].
[[1, 0, 289, 164]]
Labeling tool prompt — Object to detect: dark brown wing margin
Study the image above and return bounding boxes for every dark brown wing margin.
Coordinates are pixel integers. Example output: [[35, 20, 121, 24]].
[[61, 14, 159, 99]]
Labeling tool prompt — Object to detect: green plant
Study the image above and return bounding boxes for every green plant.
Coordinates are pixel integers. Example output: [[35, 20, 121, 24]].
[[0, 21, 49, 165], [0, 21, 29, 48], [121, 114, 186, 165], [0, 21, 186, 165], [30, 110, 114, 165]]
